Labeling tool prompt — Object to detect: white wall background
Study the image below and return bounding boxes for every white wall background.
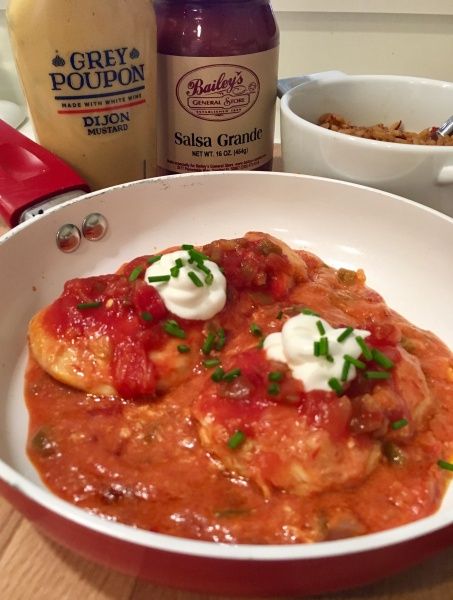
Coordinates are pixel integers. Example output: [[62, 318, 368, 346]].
[[275, 1, 453, 81], [1, 2, 453, 103]]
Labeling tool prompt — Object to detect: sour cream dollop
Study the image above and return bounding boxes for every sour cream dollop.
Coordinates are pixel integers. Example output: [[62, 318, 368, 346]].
[[263, 313, 371, 392], [145, 249, 226, 320]]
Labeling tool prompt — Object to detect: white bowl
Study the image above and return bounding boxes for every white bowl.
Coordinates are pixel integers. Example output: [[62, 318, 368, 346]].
[[280, 73, 453, 217], [0, 172, 452, 596]]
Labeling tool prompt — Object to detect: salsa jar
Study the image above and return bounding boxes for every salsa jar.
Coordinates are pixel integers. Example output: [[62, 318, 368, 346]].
[[154, 0, 279, 174]]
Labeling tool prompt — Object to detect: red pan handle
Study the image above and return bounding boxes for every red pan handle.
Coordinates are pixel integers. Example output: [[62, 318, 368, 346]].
[[0, 119, 90, 227]]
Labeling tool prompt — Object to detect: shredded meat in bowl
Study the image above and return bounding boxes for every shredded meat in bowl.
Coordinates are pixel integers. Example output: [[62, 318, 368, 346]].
[[318, 113, 453, 145]]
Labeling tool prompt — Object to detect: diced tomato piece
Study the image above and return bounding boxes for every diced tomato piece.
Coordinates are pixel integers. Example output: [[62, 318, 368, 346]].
[[270, 272, 292, 299], [45, 275, 132, 336], [111, 338, 156, 397], [367, 323, 401, 346], [204, 238, 293, 299], [132, 281, 167, 321], [298, 391, 351, 440]]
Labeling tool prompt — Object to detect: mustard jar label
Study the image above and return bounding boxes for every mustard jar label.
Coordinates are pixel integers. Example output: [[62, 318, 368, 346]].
[[49, 46, 148, 137]]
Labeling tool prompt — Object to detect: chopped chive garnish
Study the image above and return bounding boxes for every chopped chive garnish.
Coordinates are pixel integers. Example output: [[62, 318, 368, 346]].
[[188, 271, 204, 287], [372, 348, 394, 370], [77, 301, 102, 309], [205, 273, 214, 286], [211, 367, 225, 382], [223, 368, 241, 382], [328, 377, 344, 396], [203, 358, 221, 368], [169, 256, 199, 279], [326, 354, 334, 363], [257, 335, 266, 349], [148, 274, 171, 283], [197, 262, 211, 275], [202, 331, 216, 355], [391, 418, 408, 430], [141, 311, 153, 322], [163, 319, 186, 339], [188, 248, 210, 263], [437, 459, 453, 471], [268, 371, 283, 382], [316, 320, 326, 335], [147, 254, 162, 265], [276, 310, 283, 320], [188, 270, 203, 286], [301, 307, 320, 316], [181, 244, 194, 250], [177, 344, 190, 353], [128, 265, 143, 282], [314, 341, 321, 357], [249, 323, 262, 337], [267, 382, 280, 396], [337, 327, 354, 342], [344, 354, 366, 369], [319, 337, 329, 356], [227, 430, 246, 450], [341, 360, 351, 382], [215, 328, 226, 351], [364, 370, 390, 380], [356, 336, 373, 360]]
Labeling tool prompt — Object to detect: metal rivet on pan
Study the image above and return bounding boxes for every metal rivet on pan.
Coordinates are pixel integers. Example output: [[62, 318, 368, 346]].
[[82, 212, 108, 241], [56, 224, 81, 253]]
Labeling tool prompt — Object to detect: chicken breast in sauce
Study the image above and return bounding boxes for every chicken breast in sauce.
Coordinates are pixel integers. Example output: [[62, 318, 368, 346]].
[[28, 268, 204, 398]]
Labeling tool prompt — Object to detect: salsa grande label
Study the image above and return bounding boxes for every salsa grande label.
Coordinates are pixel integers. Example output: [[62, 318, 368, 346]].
[[157, 48, 278, 173]]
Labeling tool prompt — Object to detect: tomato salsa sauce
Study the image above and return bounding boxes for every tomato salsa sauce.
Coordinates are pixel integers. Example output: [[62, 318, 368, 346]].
[[25, 234, 453, 544]]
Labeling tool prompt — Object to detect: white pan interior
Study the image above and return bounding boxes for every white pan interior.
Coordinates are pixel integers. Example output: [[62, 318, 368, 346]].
[[0, 171, 452, 560]]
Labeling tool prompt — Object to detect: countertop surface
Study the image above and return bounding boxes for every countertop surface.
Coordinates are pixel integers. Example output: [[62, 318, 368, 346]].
[[1, 154, 453, 600]]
